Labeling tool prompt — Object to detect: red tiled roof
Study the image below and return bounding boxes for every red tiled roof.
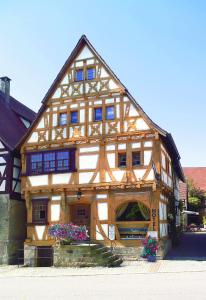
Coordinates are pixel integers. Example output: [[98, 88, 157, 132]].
[[183, 167, 206, 191]]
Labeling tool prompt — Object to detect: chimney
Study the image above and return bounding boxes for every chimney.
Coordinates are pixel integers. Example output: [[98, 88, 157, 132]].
[[0, 76, 11, 105]]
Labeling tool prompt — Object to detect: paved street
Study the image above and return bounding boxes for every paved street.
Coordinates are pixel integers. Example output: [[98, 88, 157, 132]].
[[1, 233, 206, 300], [1, 260, 206, 300], [166, 232, 206, 260]]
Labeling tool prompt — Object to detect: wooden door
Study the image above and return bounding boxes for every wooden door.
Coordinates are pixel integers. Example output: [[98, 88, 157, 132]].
[[70, 204, 90, 228]]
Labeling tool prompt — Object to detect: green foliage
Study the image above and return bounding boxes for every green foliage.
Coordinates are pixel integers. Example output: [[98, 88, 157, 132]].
[[187, 178, 205, 210], [188, 196, 201, 207]]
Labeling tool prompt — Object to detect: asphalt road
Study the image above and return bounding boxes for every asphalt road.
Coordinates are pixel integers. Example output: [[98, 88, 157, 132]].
[[166, 232, 206, 260], [0, 270, 205, 300]]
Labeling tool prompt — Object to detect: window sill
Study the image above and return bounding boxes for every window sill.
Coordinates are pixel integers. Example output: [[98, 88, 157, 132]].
[[22, 168, 77, 177]]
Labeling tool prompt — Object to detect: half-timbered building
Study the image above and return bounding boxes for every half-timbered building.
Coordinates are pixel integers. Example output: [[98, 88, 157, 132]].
[[20, 36, 184, 262], [0, 77, 36, 264]]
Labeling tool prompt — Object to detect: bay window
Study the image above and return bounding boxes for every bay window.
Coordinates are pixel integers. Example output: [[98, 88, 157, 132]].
[[27, 148, 76, 175]]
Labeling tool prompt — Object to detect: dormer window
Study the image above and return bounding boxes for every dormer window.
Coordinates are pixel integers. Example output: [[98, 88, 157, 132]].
[[70, 111, 78, 124], [94, 107, 102, 121], [75, 69, 84, 81], [106, 106, 115, 120], [87, 68, 95, 80], [59, 113, 67, 126]]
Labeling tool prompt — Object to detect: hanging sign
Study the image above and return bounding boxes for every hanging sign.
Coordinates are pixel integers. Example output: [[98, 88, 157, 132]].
[[109, 224, 115, 241]]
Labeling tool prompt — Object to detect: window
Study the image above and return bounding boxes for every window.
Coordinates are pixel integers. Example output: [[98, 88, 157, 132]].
[[132, 152, 141, 166], [70, 111, 78, 124], [32, 199, 48, 225], [87, 68, 95, 80], [106, 106, 115, 120], [77, 208, 86, 216], [28, 149, 75, 175], [56, 151, 69, 171], [94, 107, 102, 121], [59, 113, 67, 126], [44, 152, 55, 172], [118, 153, 127, 168], [75, 69, 83, 81], [31, 154, 43, 174]]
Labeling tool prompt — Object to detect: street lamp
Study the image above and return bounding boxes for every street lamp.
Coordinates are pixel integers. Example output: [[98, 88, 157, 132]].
[[77, 191, 82, 200]]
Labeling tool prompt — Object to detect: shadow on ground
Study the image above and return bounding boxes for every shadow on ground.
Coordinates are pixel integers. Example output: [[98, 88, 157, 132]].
[[165, 232, 206, 261]]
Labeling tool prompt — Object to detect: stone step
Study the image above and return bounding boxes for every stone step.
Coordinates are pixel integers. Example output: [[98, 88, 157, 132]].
[[53, 244, 123, 268]]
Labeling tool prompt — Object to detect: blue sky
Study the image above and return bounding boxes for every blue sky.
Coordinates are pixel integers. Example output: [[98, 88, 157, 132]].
[[1, 1, 206, 166]]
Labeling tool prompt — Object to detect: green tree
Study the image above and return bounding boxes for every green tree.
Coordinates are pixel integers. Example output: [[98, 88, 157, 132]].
[[187, 178, 205, 211]]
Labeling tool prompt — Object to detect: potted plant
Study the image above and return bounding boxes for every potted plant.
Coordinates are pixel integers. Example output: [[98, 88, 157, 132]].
[[141, 235, 158, 262], [48, 223, 88, 245]]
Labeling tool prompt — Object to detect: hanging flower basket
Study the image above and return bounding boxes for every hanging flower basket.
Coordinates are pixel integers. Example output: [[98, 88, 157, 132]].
[[141, 235, 158, 262], [48, 223, 88, 245]]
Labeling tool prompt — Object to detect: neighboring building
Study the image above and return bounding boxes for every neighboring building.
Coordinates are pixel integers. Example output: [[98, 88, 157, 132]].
[[19, 35, 184, 264], [183, 167, 206, 191], [0, 77, 36, 264], [183, 167, 206, 224]]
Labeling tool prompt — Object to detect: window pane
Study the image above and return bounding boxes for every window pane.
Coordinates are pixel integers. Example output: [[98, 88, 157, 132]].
[[71, 111, 78, 124], [57, 152, 69, 160], [59, 113, 67, 126], [31, 154, 42, 162], [132, 152, 141, 166], [75, 69, 83, 81], [94, 107, 102, 121], [106, 106, 115, 120], [32, 200, 47, 224], [87, 68, 95, 80], [44, 152, 55, 172], [44, 153, 55, 161], [118, 153, 126, 167], [31, 154, 43, 174], [57, 151, 70, 171]]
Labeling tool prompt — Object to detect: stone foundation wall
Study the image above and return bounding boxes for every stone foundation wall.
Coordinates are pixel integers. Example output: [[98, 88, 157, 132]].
[[0, 195, 26, 264], [158, 239, 172, 259]]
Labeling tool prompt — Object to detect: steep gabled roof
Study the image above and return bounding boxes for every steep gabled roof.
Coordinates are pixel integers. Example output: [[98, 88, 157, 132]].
[[18, 35, 184, 181], [0, 90, 36, 151]]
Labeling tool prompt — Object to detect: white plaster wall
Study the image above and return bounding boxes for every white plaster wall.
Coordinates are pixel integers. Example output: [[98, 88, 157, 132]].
[[0, 180, 6, 191], [28, 132, 39, 143], [98, 203, 108, 221], [52, 174, 71, 184], [136, 118, 149, 130], [79, 146, 99, 153], [51, 204, 60, 221], [144, 150, 152, 165], [52, 87, 61, 99], [134, 169, 146, 180], [107, 153, 115, 168], [35, 226, 45, 240], [79, 172, 94, 184], [79, 154, 98, 170], [76, 45, 93, 60], [29, 175, 48, 186], [129, 104, 139, 117], [37, 118, 45, 129], [145, 169, 154, 181], [113, 170, 125, 181]]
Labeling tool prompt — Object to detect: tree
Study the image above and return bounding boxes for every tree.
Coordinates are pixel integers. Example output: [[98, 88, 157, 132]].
[[187, 178, 205, 211], [187, 178, 206, 225]]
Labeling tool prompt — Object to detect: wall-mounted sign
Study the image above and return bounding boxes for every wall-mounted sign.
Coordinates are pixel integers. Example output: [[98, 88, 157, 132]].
[[109, 224, 115, 241]]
